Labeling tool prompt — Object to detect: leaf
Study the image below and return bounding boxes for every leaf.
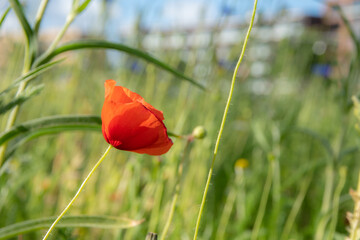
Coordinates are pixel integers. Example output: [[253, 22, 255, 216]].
[[0, 6, 10, 28], [0, 215, 144, 239], [0, 115, 101, 146], [13, 59, 64, 85], [76, 0, 92, 14], [0, 59, 64, 96], [34, 40, 205, 90], [8, 0, 33, 43], [0, 85, 43, 115], [4, 124, 101, 161]]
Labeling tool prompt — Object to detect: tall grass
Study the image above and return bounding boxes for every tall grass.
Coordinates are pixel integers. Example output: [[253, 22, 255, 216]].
[[1, 1, 360, 239]]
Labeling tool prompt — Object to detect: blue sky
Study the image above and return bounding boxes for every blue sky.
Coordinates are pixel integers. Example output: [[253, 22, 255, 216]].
[[0, 0, 326, 36]]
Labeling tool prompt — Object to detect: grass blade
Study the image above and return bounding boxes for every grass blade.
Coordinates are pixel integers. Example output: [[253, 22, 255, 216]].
[[0, 6, 10, 28], [0, 84, 43, 115], [34, 0, 50, 34], [0, 215, 144, 239], [0, 115, 101, 146], [4, 124, 101, 161], [8, 0, 33, 43], [0, 59, 64, 96], [13, 59, 64, 86], [34, 40, 205, 90], [76, 0, 92, 14]]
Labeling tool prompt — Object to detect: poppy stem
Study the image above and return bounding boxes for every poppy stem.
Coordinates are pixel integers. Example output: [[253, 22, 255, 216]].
[[192, 0, 258, 239], [42, 145, 112, 240]]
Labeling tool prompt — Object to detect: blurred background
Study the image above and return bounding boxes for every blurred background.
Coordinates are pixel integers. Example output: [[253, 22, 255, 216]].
[[1, 0, 360, 239], [1, 0, 359, 89]]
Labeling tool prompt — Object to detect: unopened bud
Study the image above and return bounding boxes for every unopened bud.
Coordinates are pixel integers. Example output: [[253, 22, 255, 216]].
[[192, 126, 206, 139]]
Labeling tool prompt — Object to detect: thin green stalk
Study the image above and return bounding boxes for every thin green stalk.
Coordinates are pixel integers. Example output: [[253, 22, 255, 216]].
[[192, 0, 258, 239], [160, 189, 179, 239], [348, 171, 360, 240], [42, 145, 112, 240], [216, 169, 244, 239], [280, 174, 313, 240], [43, 13, 75, 57], [269, 155, 281, 240], [160, 139, 191, 240], [40, 0, 87, 60], [315, 164, 334, 240], [327, 166, 347, 240], [147, 177, 164, 233], [34, 0, 50, 34], [0, 63, 31, 166], [0, 6, 10, 28], [0, 0, 82, 166], [0, 0, 34, 166], [251, 158, 274, 240]]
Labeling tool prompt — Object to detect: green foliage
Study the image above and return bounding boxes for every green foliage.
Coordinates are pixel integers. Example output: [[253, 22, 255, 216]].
[[0, 215, 143, 239], [0, 6, 10, 28], [34, 40, 203, 89], [1, 0, 360, 239]]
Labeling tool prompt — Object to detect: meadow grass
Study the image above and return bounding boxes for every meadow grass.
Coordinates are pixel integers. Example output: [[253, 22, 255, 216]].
[[1, 1, 360, 239]]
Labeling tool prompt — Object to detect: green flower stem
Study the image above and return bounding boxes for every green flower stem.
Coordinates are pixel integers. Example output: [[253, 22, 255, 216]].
[[34, 0, 50, 34], [280, 174, 313, 240], [315, 164, 334, 240], [251, 158, 274, 240], [0, 1, 35, 166], [0, 6, 11, 27], [40, 0, 84, 61], [42, 145, 112, 240], [327, 166, 347, 240], [349, 171, 360, 240], [160, 138, 192, 240], [147, 175, 164, 233], [43, 13, 75, 57], [192, 0, 257, 239], [160, 189, 178, 239], [0, 68, 31, 166], [215, 169, 244, 239], [0, 0, 80, 166]]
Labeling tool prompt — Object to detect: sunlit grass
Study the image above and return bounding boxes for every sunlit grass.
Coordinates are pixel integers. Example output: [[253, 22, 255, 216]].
[[1, 1, 360, 239]]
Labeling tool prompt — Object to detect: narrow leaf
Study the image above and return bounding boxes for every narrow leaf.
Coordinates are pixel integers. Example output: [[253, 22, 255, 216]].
[[34, 0, 50, 34], [0, 215, 143, 239], [0, 115, 101, 146], [0, 59, 63, 98], [0, 85, 43, 115], [8, 0, 33, 43], [35, 40, 205, 90], [76, 0, 92, 14], [0, 6, 11, 28], [5, 124, 101, 161], [10, 59, 63, 92]]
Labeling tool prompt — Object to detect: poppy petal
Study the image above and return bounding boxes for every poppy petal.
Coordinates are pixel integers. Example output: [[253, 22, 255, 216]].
[[101, 80, 173, 155]]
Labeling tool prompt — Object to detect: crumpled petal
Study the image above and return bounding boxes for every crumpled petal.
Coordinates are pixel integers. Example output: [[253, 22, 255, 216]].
[[101, 80, 173, 155]]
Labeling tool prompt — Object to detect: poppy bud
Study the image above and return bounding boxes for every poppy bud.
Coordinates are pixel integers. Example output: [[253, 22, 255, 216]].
[[101, 80, 173, 155], [192, 126, 206, 139]]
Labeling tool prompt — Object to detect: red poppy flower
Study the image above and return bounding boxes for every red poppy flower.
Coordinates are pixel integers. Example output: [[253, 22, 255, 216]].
[[101, 80, 173, 155]]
